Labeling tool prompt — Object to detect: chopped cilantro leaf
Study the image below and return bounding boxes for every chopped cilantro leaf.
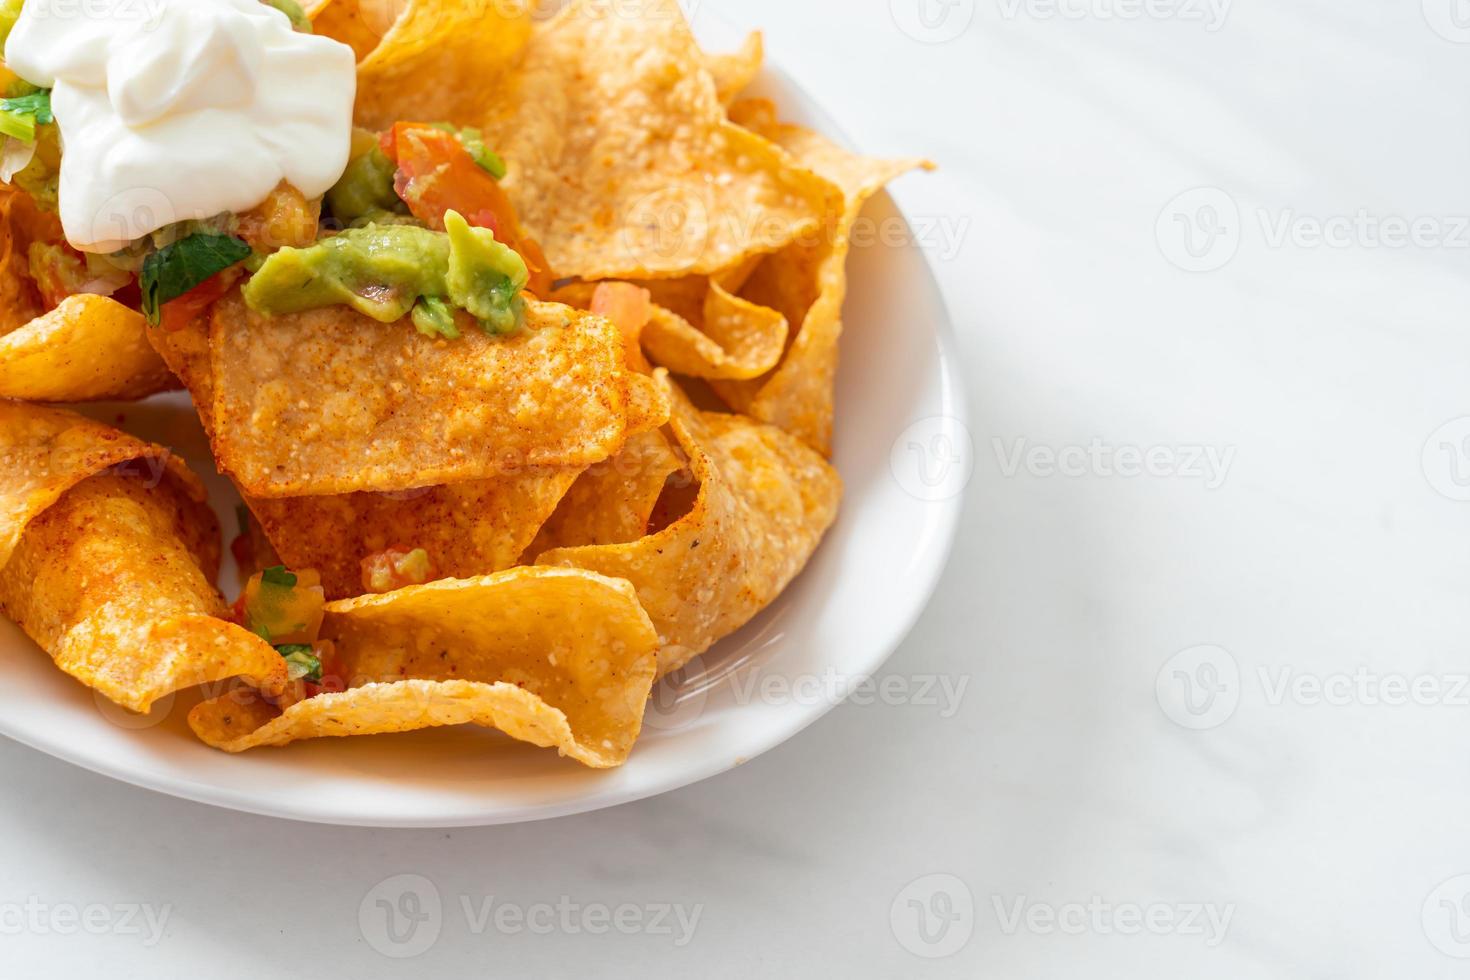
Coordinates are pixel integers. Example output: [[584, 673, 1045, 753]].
[[0, 91, 52, 126], [468, 145, 507, 180], [429, 123, 507, 179], [139, 233, 252, 325], [276, 644, 322, 682], [261, 565, 298, 588]]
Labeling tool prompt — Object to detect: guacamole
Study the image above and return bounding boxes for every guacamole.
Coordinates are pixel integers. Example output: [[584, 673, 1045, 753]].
[[243, 210, 530, 337], [325, 144, 401, 226]]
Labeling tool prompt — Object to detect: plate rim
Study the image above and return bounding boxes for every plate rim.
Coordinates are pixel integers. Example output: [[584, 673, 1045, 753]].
[[0, 25, 970, 828]]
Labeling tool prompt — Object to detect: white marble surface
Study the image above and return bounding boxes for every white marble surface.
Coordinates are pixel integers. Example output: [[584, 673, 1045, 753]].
[[4, 0, 1470, 975]]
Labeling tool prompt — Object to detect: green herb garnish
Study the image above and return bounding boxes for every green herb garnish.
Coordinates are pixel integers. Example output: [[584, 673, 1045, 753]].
[[464, 141, 507, 180], [429, 123, 507, 179], [276, 644, 322, 682], [260, 565, 298, 588], [139, 232, 252, 325], [1, 91, 52, 125]]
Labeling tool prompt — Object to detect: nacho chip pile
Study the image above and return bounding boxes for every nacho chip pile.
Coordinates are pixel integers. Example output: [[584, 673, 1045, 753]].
[[0, 0, 928, 767]]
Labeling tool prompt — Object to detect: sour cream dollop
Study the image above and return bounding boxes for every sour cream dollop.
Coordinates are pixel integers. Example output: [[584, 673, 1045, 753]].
[[5, 0, 356, 252]]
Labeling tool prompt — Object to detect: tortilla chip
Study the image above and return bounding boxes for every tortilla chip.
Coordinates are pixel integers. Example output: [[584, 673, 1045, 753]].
[[353, 0, 535, 130], [624, 362, 672, 433], [147, 298, 590, 600], [522, 281, 685, 552], [308, 0, 394, 61], [208, 292, 660, 498], [0, 191, 48, 335], [641, 281, 787, 380], [0, 189, 173, 401], [619, 255, 760, 320], [707, 31, 764, 105], [712, 102, 934, 453], [143, 297, 235, 442], [0, 402, 184, 561], [478, 0, 838, 279], [250, 467, 583, 600], [726, 96, 778, 136], [0, 404, 285, 712], [529, 429, 685, 553], [189, 567, 660, 767], [553, 276, 784, 381], [0, 295, 177, 402], [537, 385, 841, 675]]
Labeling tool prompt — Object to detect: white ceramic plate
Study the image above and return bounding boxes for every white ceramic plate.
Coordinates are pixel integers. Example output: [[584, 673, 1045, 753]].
[[0, 13, 967, 827]]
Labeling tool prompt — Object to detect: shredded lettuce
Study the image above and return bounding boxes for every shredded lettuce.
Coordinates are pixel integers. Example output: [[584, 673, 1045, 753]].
[[0, 90, 51, 144]]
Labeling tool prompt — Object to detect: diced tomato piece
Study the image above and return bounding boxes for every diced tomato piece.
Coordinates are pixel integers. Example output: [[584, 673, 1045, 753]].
[[159, 268, 241, 332], [229, 529, 256, 578], [228, 591, 249, 628], [590, 281, 652, 368], [110, 279, 143, 311], [381, 123, 552, 296]]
